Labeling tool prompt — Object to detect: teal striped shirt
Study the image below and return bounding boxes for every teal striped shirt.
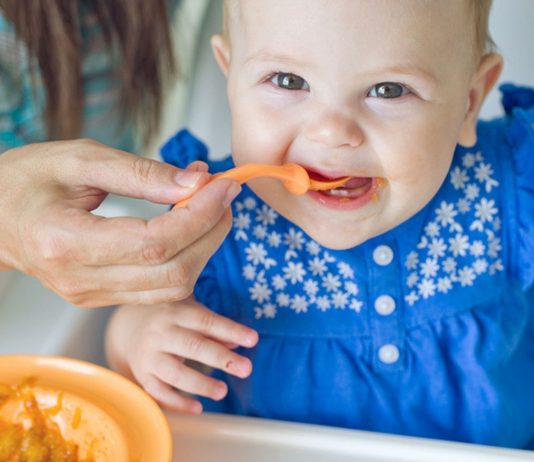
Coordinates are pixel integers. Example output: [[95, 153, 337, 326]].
[[0, 3, 178, 153]]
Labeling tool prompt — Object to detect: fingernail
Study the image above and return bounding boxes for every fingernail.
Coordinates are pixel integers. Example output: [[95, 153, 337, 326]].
[[191, 401, 203, 414], [235, 360, 252, 378], [244, 331, 258, 347], [175, 171, 203, 188], [187, 161, 209, 173], [214, 383, 228, 400], [222, 182, 241, 207]]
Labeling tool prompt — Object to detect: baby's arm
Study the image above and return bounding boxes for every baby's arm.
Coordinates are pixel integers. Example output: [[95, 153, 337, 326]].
[[105, 298, 258, 414]]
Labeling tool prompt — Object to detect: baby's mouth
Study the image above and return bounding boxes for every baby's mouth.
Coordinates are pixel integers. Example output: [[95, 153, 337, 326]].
[[307, 171, 374, 199]]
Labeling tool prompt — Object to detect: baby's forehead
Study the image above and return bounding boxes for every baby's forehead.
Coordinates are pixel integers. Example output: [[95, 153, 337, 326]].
[[224, 0, 486, 58]]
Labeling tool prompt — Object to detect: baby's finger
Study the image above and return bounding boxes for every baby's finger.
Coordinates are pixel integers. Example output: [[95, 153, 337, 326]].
[[174, 304, 258, 349], [160, 327, 252, 379], [142, 374, 202, 415], [155, 353, 228, 401]]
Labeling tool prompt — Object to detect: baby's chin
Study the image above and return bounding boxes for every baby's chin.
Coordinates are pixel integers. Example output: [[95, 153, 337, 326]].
[[299, 223, 372, 250]]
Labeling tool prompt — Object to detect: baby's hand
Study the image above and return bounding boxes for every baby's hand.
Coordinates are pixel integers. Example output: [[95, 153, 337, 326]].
[[106, 298, 258, 414]]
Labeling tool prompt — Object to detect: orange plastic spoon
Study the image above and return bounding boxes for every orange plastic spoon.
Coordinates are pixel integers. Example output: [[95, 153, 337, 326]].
[[174, 163, 350, 208]]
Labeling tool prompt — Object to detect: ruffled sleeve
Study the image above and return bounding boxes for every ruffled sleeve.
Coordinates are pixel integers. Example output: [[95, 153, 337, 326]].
[[160, 128, 210, 169], [504, 84, 534, 290]]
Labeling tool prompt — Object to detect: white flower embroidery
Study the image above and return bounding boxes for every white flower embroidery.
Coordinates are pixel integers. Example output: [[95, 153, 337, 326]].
[[462, 153, 476, 168], [306, 241, 321, 256], [349, 299, 363, 312], [234, 212, 251, 230], [263, 303, 277, 318], [458, 266, 476, 286], [316, 296, 331, 312], [284, 228, 305, 250], [469, 240, 485, 258], [405, 291, 419, 306], [457, 198, 471, 214], [436, 201, 458, 227], [449, 233, 469, 257], [424, 222, 441, 238], [418, 278, 436, 299], [403, 150, 503, 305], [474, 162, 499, 193], [465, 183, 480, 201], [407, 272, 419, 288], [290, 295, 308, 313], [442, 257, 457, 274], [267, 232, 282, 247], [256, 205, 278, 226], [338, 262, 355, 279], [253, 225, 267, 240], [451, 166, 468, 190], [304, 279, 319, 297], [428, 238, 447, 259], [322, 273, 341, 292], [246, 243, 267, 265], [332, 292, 349, 309], [283, 261, 306, 284], [243, 197, 257, 210], [474, 198, 497, 223], [473, 259, 488, 274], [243, 264, 256, 281], [272, 274, 287, 290], [308, 257, 327, 276], [437, 277, 452, 293], [276, 293, 290, 307], [420, 258, 440, 278], [344, 281, 359, 296], [249, 282, 272, 304], [406, 251, 419, 270]]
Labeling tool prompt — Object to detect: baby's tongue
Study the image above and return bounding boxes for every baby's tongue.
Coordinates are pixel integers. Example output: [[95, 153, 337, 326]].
[[339, 177, 371, 190]]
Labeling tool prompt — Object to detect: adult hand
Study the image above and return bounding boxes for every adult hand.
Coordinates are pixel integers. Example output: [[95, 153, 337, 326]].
[[106, 299, 258, 414], [0, 139, 240, 307]]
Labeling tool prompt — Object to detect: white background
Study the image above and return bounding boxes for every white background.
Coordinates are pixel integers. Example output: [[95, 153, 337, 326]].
[[482, 0, 534, 118]]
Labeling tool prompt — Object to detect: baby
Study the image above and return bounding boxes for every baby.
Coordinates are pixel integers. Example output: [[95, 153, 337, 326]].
[[106, 0, 534, 448]]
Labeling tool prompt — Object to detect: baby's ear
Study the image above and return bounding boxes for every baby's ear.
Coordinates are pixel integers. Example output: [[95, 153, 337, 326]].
[[458, 53, 503, 147], [211, 34, 231, 77]]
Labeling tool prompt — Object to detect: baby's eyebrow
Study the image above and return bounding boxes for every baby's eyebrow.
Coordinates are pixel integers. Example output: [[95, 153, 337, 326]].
[[369, 64, 439, 86], [244, 50, 308, 68]]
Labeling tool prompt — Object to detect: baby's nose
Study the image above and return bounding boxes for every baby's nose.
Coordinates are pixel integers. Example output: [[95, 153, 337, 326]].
[[304, 111, 363, 149]]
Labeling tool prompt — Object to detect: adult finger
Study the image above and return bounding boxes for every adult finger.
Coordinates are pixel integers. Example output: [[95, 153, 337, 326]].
[[73, 209, 231, 296], [59, 140, 211, 204], [51, 179, 240, 267]]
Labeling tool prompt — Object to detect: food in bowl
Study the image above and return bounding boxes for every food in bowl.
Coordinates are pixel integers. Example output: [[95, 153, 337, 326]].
[[0, 355, 172, 462], [0, 378, 95, 461]]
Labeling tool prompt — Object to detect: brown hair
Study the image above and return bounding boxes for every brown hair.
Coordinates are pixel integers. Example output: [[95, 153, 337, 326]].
[[0, 0, 176, 143]]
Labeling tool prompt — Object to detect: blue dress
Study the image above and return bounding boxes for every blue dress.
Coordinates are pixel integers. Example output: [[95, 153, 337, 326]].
[[161, 84, 534, 449]]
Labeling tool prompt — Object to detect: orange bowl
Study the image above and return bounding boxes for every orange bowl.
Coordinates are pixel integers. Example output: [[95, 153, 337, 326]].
[[0, 355, 172, 461]]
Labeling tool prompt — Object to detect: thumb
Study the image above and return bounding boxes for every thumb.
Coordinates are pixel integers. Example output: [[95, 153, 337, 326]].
[[77, 147, 211, 204]]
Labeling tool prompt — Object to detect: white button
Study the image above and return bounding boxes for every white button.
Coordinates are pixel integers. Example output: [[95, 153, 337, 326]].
[[378, 344, 400, 364], [373, 245, 394, 266], [374, 295, 396, 316]]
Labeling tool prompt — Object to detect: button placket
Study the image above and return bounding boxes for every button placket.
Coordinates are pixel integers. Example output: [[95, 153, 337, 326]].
[[367, 240, 404, 372]]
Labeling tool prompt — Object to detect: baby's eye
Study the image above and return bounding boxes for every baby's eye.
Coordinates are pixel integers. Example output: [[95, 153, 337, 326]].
[[270, 73, 310, 91], [368, 82, 409, 98]]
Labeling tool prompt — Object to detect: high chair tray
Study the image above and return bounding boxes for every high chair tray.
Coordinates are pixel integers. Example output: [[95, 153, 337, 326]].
[[167, 412, 532, 462]]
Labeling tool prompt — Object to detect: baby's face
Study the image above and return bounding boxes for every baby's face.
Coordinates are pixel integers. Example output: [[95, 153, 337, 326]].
[[216, 0, 492, 249]]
